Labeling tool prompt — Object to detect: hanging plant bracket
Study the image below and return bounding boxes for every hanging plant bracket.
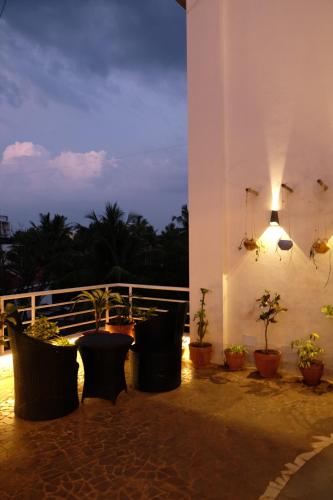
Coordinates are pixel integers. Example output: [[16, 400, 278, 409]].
[[245, 187, 259, 196], [317, 179, 328, 191], [281, 183, 294, 193]]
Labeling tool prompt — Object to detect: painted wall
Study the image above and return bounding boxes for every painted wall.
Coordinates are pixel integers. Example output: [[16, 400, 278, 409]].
[[187, 0, 333, 373]]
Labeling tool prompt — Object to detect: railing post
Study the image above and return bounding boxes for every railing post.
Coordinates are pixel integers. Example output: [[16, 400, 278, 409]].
[[0, 298, 4, 355], [128, 285, 133, 321], [105, 286, 110, 324], [31, 295, 36, 324]]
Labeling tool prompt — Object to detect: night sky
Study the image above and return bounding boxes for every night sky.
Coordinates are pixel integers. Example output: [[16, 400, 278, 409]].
[[0, 0, 187, 231]]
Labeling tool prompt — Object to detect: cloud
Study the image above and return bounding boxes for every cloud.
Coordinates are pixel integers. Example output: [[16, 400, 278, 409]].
[[1, 141, 110, 184], [50, 150, 107, 180], [2, 141, 47, 162], [0, 140, 187, 231], [0, 0, 186, 109]]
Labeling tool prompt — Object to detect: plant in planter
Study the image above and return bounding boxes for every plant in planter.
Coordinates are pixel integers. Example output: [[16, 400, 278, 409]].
[[291, 333, 324, 386], [321, 304, 333, 317], [106, 294, 156, 336], [24, 316, 70, 346], [0, 303, 16, 351], [73, 288, 120, 333], [224, 344, 247, 371], [254, 290, 287, 378], [189, 288, 212, 368]]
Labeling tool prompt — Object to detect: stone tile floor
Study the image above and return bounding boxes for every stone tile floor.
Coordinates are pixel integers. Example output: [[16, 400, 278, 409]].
[[1, 354, 333, 499]]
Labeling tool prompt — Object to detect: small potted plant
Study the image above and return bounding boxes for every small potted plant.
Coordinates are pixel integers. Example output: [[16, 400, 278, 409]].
[[291, 333, 324, 386], [74, 288, 120, 334], [224, 344, 247, 371], [254, 290, 287, 377], [189, 288, 212, 368]]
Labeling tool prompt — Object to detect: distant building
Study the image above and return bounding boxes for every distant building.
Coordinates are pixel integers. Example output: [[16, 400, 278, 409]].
[[0, 215, 11, 241]]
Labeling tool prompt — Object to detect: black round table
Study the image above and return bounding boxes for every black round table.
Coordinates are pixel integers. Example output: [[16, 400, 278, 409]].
[[76, 333, 133, 404]]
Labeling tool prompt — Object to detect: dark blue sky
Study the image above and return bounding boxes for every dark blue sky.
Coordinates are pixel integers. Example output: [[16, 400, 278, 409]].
[[0, 0, 187, 231]]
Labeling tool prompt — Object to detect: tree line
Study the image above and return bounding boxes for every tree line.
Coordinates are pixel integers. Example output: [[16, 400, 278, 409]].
[[0, 203, 189, 295]]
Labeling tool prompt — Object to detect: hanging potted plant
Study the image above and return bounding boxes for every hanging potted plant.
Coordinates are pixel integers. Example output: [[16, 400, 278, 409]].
[[310, 238, 330, 257], [291, 333, 324, 386], [254, 290, 287, 377], [238, 235, 262, 261], [189, 288, 212, 368], [224, 344, 247, 371], [277, 238, 293, 251]]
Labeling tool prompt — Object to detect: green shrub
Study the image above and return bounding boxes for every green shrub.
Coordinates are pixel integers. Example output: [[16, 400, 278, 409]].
[[24, 317, 70, 345]]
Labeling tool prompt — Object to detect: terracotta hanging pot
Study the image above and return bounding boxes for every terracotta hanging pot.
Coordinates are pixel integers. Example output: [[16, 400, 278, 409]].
[[243, 238, 259, 251], [278, 239, 293, 251], [312, 239, 330, 254]]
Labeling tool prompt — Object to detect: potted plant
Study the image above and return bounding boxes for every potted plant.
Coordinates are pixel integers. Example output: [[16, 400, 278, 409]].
[[0, 303, 16, 353], [189, 288, 212, 368], [291, 333, 324, 386], [238, 235, 262, 261], [224, 344, 247, 371], [254, 290, 287, 377], [106, 294, 156, 336], [24, 316, 70, 346], [74, 288, 120, 334]]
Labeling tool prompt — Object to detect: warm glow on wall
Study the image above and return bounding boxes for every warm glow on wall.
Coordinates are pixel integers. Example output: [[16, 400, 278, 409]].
[[271, 184, 281, 211], [260, 226, 291, 246]]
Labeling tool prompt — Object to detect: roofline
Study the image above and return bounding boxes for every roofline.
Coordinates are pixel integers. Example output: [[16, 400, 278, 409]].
[[175, 0, 186, 9]]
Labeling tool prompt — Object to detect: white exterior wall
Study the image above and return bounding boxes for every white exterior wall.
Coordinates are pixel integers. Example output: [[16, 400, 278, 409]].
[[187, 0, 333, 373]]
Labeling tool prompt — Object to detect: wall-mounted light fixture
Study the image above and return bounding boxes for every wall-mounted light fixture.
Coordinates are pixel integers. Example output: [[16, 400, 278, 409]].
[[270, 210, 280, 226]]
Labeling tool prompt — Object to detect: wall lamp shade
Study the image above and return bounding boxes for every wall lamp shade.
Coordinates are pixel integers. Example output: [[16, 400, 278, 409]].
[[270, 210, 280, 226]]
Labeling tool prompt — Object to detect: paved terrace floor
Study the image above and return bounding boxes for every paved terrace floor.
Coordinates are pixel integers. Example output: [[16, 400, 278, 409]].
[[1, 353, 333, 500]]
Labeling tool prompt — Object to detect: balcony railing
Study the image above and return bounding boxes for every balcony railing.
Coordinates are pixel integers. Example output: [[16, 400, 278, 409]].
[[0, 283, 190, 353]]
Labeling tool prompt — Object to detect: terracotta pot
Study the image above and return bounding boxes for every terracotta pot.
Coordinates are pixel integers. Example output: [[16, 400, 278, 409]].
[[300, 362, 323, 386], [254, 349, 281, 378], [278, 239, 293, 251], [224, 350, 246, 371], [244, 238, 258, 251], [105, 322, 135, 337], [313, 239, 330, 254], [189, 342, 212, 368]]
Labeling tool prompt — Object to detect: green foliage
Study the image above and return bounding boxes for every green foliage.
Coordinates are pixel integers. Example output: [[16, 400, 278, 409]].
[[0, 303, 17, 345], [257, 290, 287, 353], [226, 344, 247, 354], [74, 288, 121, 332], [109, 294, 157, 325], [193, 288, 210, 346], [321, 304, 333, 317], [24, 317, 70, 345], [291, 333, 324, 368], [2, 203, 189, 294]]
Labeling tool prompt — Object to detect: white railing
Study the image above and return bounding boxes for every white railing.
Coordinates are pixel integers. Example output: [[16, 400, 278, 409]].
[[0, 283, 190, 353]]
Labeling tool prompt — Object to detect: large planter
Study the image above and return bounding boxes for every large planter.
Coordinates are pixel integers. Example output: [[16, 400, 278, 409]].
[[300, 362, 323, 386], [224, 350, 246, 371], [189, 342, 212, 369], [254, 349, 281, 378]]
